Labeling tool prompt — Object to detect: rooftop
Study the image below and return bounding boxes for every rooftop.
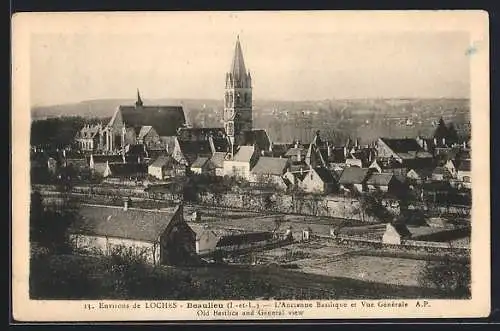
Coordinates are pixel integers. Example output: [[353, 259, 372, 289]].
[[71, 204, 181, 242]]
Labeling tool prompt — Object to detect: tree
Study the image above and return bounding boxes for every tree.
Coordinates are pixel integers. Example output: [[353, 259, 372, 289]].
[[30, 192, 79, 254], [447, 122, 459, 145], [433, 117, 449, 141], [419, 255, 471, 298]]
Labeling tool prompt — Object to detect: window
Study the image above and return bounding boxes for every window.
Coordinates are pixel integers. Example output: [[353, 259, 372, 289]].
[[463, 176, 471, 183]]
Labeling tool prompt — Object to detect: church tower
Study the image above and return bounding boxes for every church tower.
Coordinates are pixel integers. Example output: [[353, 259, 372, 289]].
[[224, 36, 253, 146]]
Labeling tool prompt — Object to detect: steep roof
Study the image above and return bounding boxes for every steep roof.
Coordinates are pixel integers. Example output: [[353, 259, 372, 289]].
[[191, 156, 210, 169], [76, 124, 101, 139], [72, 204, 180, 242], [177, 140, 213, 165], [137, 126, 153, 140], [210, 152, 227, 168], [110, 105, 186, 137], [339, 167, 370, 185], [251, 157, 288, 176], [284, 147, 306, 157], [236, 129, 271, 152], [388, 222, 412, 238], [314, 167, 337, 184], [380, 138, 422, 153], [107, 163, 148, 177], [270, 144, 292, 157], [233, 145, 255, 162], [366, 173, 395, 186], [149, 155, 179, 169], [230, 36, 248, 81]]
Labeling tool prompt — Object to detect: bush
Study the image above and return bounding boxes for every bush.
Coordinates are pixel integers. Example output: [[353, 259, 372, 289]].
[[418, 255, 471, 298]]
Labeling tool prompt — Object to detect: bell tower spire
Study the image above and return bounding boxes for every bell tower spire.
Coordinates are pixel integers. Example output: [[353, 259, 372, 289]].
[[224, 36, 253, 151], [135, 88, 143, 108]]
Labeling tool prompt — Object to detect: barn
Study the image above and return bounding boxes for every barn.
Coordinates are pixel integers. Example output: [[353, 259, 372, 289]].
[[69, 203, 196, 265]]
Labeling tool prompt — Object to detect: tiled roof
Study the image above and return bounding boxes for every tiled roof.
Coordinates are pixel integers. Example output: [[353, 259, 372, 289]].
[[108, 163, 148, 177], [388, 222, 412, 238], [72, 204, 180, 242], [210, 152, 227, 168], [149, 155, 179, 169], [137, 126, 153, 140], [191, 156, 210, 169], [380, 138, 422, 153], [366, 173, 394, 186], [91, 154, 124, 164], [339, 167, 370, 185], [432, 166, 449, 175], [284, 147, 306, 157], [236, 129, 271, 152], [233, 145, 255, 162], [250, 157, 288, 176], [110, 105, 186, 137], [76, 124, 101, 139], [270, 144, 292, 157], [177, 140, 213, 165], [314, 167, 337, 184]]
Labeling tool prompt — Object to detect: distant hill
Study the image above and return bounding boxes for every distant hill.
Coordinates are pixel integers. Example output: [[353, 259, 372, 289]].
[[31, 98, 470, 145]]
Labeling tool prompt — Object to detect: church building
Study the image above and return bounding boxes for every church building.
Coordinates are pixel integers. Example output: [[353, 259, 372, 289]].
[[102, 90, 186, 153]]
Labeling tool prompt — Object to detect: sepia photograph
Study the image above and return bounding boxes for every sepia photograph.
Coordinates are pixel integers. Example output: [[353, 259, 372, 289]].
[[12, 11, 490, 321]]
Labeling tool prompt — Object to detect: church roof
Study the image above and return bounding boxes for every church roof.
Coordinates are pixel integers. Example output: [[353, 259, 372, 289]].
[[109, 104, 186, 137], [230, 36, 247, 81]]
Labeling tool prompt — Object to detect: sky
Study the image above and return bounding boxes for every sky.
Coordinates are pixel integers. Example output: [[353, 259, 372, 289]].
[[29, 12, 472, 106]]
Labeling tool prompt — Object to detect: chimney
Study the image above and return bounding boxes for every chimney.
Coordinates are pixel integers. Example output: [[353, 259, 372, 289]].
[[442, 137, 446, 146], [433, 138, 437, 146], [463, 141, 466, 149]]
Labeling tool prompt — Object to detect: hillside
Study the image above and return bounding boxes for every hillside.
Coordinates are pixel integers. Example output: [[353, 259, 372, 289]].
[[31, 98, 470, 144]]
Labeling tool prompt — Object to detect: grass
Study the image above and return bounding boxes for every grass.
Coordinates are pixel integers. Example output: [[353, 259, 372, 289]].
[[30, 252, 457, 300]]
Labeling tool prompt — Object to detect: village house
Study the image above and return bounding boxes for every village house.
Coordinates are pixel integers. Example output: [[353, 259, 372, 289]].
[[338, 167, 371, 193], [210, 152, 228, 177], [283, 161, 309, 190], [375, 137, 434, 169], [69, 203, 196, 265], [431, 166, 452, 181], [223, 145, 259, 179], [456, 159, 471, 189], [406, 168, 433, 185], [283, 142, 307, 163], [190, 156, 216, 176], [136, 125, 163, 149], [148, 155, 186, 180], [249, 156, 289, 189], [75, 123, 103, 152], [172, 138, 213, 167], [88, 154, 125, 176], [365, 172, 399, 193], [299, 167, 337, 194], [103, 162, 148, 180], [382, 222, 412, 245], [443, 159, 458, 178]]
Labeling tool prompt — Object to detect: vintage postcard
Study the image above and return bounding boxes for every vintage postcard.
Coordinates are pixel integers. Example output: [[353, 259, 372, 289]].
[[12, 11, 490, 321]]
